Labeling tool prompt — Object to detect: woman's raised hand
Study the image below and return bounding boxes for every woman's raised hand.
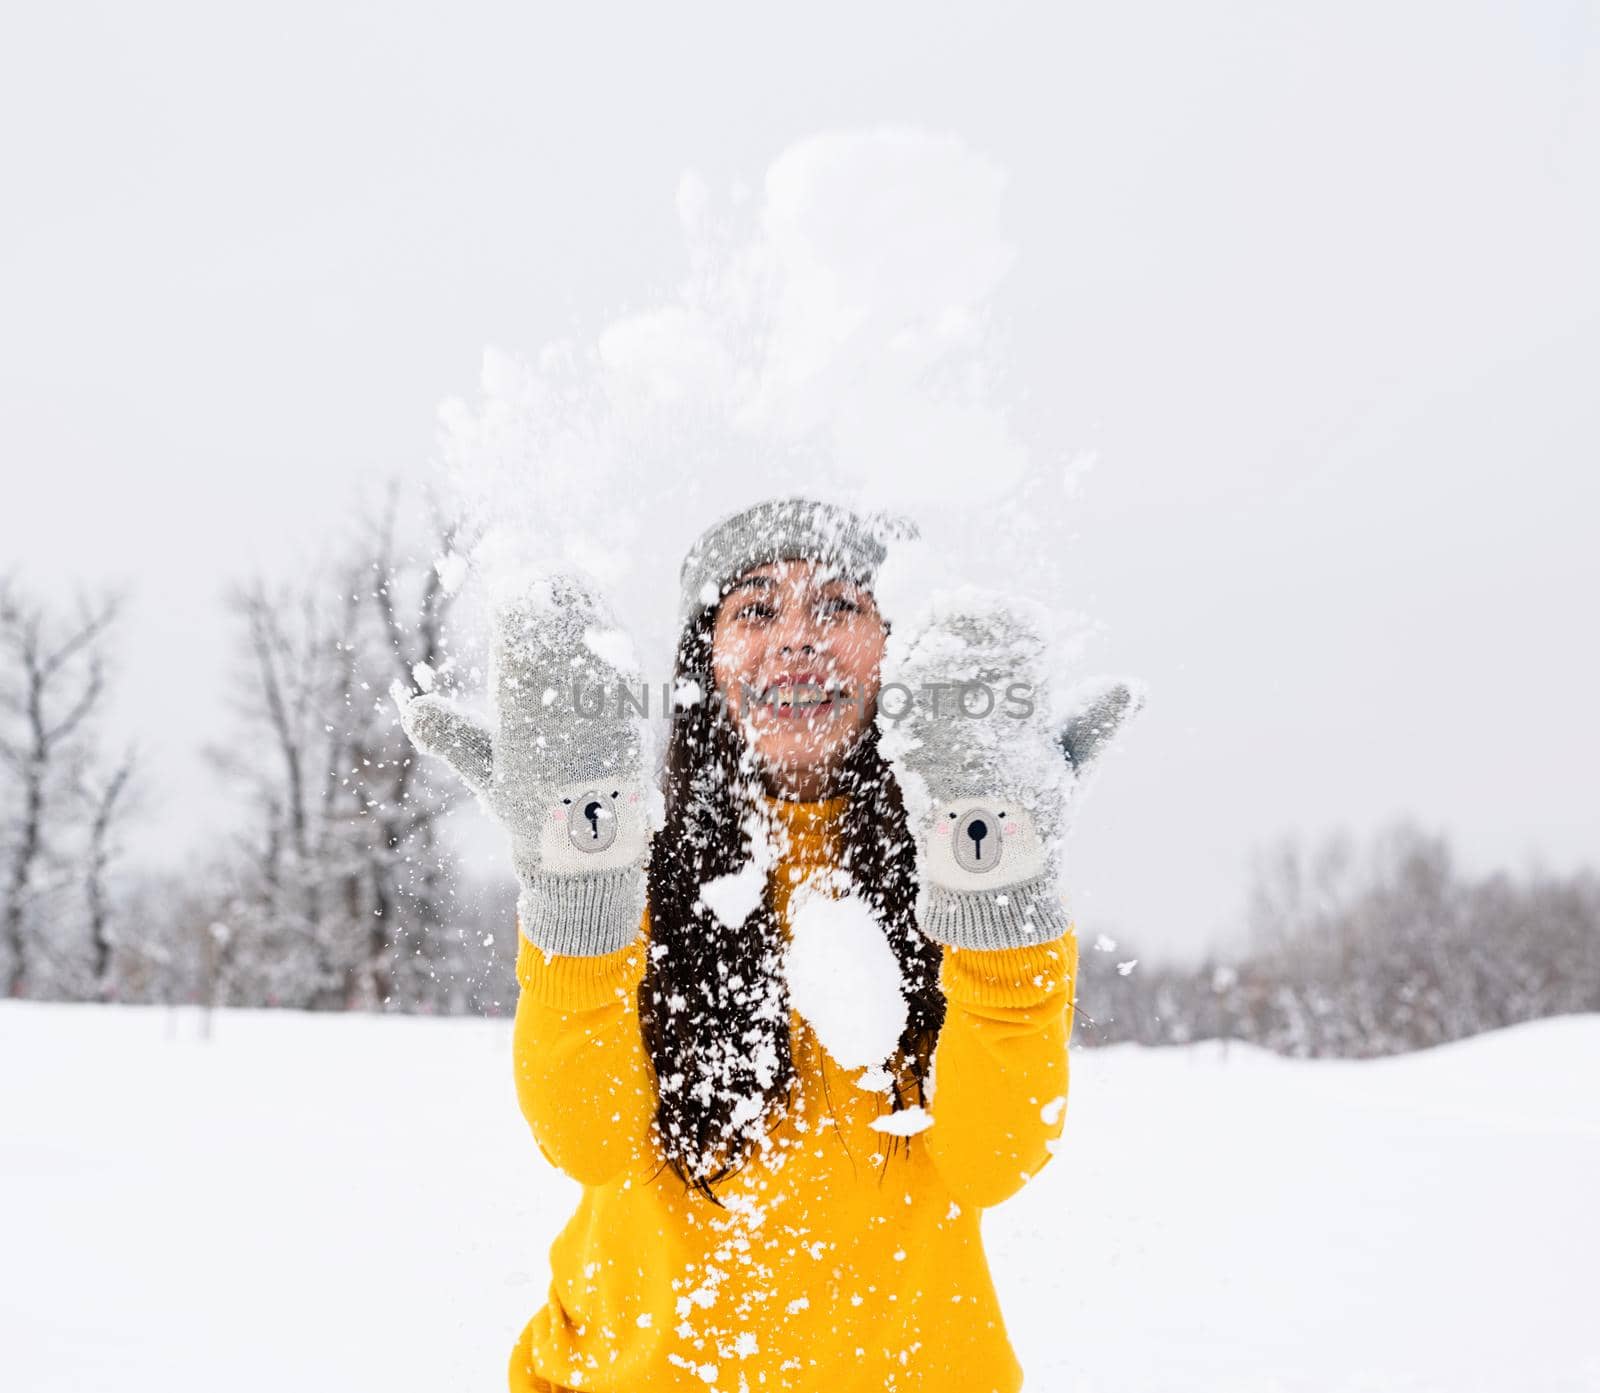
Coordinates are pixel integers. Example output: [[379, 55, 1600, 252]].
[[391, 568, 653, 957], [877, 587, 1144, 950]]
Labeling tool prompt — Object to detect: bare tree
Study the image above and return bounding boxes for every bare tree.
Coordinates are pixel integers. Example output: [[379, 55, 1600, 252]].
[[202, 482, 501, 1013], [344, 482, 460, 1009], [0, 578, 126, 997], [206, 575, 358, 1008], [82, 748, 137, 999]]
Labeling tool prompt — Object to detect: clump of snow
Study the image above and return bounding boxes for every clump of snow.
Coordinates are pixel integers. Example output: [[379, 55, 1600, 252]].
[[433, 126, 1103, 697], [583, 624, 638, 674], [1039, 1095, 1067, 1125], [409, 661, 437, 693], [782, 880, 907, 1072], [869, 1105, 933, 1137], [696, 864, 766, 930], [433, 551, 469, 595], [697, 805, 783, 929]]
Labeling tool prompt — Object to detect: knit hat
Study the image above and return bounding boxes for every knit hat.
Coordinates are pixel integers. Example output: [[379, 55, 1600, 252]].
[[678, 495, 919, 625]]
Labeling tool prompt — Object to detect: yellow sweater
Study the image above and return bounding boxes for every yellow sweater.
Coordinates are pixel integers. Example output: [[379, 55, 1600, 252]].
[[507, 793, 1077, 1393]]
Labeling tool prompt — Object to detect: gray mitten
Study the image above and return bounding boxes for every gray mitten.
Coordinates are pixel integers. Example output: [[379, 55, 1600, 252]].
[[390, 569, 653, 957], [878, 587, 1144, 951]]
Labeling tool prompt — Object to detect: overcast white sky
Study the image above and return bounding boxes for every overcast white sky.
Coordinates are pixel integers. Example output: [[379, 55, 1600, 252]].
[[2, 1, 1596, 964]]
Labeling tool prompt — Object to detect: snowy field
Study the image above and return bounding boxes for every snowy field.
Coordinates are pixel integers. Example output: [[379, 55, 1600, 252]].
[[2, 1001, 1594, 1393]]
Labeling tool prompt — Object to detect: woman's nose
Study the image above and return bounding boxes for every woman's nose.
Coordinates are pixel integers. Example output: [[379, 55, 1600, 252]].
[[772, 607, 821, 659]]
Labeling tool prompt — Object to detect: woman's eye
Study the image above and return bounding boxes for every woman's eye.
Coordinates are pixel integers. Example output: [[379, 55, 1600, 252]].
[[731, 596, 857, 621]]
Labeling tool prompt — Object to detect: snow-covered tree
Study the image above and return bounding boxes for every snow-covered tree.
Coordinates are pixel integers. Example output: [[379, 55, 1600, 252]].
[[1075, 820, 1600, 1055]]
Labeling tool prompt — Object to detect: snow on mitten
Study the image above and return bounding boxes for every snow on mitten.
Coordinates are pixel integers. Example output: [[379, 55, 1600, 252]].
[[390, 568, 652, 957], [878, 586, 1144, 951]]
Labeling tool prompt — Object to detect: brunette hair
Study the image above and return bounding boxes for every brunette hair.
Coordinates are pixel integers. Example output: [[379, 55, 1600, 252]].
[[637, 600, 946, 1204]]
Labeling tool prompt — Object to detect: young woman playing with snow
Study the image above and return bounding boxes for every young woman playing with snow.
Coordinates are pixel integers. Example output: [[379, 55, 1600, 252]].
[[393, 495, 1139, 1392]]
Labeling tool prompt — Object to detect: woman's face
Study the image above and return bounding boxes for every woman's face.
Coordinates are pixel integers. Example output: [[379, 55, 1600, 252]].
[[710, 558, 887, 799]]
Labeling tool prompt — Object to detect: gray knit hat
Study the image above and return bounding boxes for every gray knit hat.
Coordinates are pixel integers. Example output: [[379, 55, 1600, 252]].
[[678, 495, 919, 624]]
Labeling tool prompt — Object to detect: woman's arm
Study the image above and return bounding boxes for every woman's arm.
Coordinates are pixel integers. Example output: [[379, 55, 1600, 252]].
[[511, 909, 657, 1187], [388, 569, 660, 1185], [923, 929, 1076, 1210], [874, 590, 1137, 1208]]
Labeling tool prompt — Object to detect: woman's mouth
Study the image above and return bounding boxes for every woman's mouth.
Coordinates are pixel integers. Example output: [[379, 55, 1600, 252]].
[[756, 672, 844, 719]]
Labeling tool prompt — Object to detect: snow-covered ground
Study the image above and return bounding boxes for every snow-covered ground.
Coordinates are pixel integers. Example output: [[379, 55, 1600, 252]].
[[2, 1002, 1593, 1393]]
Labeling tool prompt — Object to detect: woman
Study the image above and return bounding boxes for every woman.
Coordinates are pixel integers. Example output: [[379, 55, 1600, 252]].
[[393, 495, 1139, 1391]]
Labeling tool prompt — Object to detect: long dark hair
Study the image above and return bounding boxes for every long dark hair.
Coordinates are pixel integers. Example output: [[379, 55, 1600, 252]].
[[638, 600, 946, 1204]]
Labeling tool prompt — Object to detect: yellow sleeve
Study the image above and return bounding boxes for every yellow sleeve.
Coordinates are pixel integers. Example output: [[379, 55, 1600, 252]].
[[510, 907, 656, 1187], [922, 927, 1076, 1209]]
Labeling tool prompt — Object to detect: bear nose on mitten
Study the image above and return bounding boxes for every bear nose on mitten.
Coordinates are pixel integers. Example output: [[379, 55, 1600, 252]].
[[953, 807, 1003, 874], [567, 789, 620, 853]]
